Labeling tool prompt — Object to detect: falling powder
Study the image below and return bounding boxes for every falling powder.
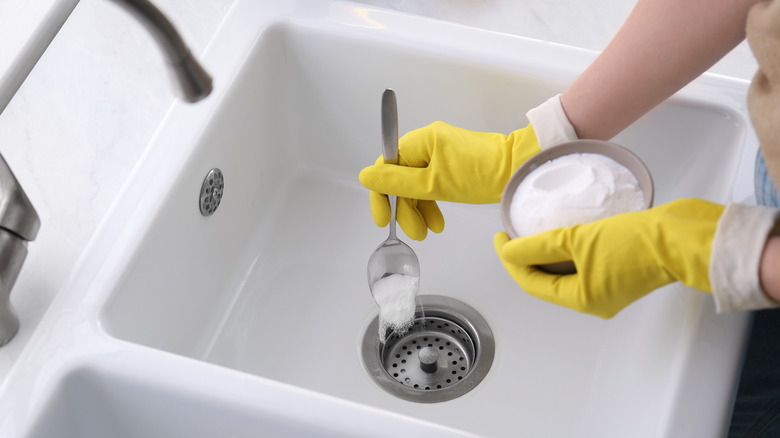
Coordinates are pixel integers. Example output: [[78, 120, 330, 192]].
[[510, 153, 644, 236], [372, 273, 419, 343]]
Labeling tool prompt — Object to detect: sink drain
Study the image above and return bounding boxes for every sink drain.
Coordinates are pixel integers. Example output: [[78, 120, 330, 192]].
[[199, 168, 224, 216], [362, 295, 495, 403]]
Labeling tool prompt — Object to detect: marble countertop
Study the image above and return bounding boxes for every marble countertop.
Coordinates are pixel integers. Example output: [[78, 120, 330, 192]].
[[0, 0, 757, 383]]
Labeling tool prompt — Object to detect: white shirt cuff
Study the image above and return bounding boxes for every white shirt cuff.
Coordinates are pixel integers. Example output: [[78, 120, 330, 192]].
[[525, 94, 579, 149], [711, 203, 780, 313]]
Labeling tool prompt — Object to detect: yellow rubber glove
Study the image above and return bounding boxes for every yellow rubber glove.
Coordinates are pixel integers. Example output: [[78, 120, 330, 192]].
[[493, 198, 724, 318], [359, 121, 541, 240]]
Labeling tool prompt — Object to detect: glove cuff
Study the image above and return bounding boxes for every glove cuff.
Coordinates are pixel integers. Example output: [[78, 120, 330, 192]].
[[711, 203, 780, 313], [525, 94, 579, 149]]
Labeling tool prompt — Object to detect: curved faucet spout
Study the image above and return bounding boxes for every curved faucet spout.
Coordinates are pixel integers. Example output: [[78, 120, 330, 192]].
[[110, 0, 213, 102]]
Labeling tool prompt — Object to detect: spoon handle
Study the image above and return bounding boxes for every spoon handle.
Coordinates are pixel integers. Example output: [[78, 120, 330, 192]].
[[381, 88, 399, 239]]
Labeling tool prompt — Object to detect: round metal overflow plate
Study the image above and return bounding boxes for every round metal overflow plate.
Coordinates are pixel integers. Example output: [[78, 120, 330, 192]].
[[200, 168, 224, 216], [362, 295, 495, 403]]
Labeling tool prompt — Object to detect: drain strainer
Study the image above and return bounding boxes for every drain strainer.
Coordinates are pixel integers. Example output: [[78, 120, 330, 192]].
[[199, 168, 224, 216], [362, 295, 495, 403]]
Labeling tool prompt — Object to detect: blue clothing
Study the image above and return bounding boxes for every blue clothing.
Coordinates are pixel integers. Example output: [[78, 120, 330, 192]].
[[728, 152, 780, 438], [755, 149, 780, 208]]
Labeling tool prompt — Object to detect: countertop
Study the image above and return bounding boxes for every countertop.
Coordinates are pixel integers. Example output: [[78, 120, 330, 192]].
[[0, 0, 758, 383]]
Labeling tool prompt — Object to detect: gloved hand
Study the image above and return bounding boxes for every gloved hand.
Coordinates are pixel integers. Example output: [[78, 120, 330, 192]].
[[359, 121, 541, 240], [493, 198, 724, 318]]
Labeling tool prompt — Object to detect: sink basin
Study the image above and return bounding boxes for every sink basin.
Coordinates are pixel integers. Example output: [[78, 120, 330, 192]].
[[0, 1, 758, 437], [26, 363, 356, 438], [25, 358, 463, 438]]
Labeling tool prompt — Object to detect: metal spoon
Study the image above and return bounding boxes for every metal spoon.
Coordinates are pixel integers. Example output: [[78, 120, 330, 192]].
[[367, 89, 420, 304]]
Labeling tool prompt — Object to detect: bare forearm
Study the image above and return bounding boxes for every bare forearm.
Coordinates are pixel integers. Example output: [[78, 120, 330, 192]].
[[561, 0, 759, 140]]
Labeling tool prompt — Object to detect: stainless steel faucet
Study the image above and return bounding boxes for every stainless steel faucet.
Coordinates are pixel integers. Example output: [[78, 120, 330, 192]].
[[0, 0, 212, 346], [111, 0, 213, 102], [0, 158, 40, 347]]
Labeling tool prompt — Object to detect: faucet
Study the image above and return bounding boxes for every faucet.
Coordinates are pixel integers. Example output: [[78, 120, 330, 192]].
[[111, 0, 213, 102], [0, 159, 40, 347], [0, 0, 212, 346]]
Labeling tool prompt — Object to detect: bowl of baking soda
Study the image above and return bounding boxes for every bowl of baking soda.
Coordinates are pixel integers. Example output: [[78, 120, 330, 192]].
[[500, 139, 654, 274]]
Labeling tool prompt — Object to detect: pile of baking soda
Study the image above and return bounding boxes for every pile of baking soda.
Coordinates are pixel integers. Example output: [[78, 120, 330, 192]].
[[510, 153, 644, 236], [372, 273, 419, 343]]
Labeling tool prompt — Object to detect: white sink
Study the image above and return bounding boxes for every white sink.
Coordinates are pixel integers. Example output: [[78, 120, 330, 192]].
[[0, 1, 758, 437], [25, 357, 464, 438]]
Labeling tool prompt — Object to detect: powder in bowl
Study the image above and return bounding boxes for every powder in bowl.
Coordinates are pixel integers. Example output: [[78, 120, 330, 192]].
[[509, 152, 644, 237]]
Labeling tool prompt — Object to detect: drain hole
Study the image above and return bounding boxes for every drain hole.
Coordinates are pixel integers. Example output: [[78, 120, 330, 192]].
[[362, 295, 495, 403], [199, 168, 224, 216]]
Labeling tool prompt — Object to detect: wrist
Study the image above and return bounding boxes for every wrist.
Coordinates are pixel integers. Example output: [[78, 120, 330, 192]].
[[710, 203, 780, 313], [760, 233, 780, 304], [525, 95, 578, 149]]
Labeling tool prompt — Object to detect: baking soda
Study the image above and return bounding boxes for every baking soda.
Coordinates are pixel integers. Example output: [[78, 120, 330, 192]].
[[372, 273, 419, 343], [510, 153, 644, 236]]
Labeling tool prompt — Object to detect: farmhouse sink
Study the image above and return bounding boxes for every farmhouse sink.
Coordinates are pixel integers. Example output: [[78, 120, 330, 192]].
[[24, 356, 465, 438], [0, 1, 758, 436]]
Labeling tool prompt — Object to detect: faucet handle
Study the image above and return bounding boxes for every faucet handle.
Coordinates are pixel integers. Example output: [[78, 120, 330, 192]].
[[0, 155, 40, 241]]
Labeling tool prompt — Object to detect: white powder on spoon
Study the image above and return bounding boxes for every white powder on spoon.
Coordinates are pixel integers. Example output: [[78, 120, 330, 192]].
[[510, 153, 644, 236], [372, 273, 419, 343]]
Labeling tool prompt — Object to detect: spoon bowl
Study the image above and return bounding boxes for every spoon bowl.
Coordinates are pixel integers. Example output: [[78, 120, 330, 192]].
[[367, 230, 420, 291]]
